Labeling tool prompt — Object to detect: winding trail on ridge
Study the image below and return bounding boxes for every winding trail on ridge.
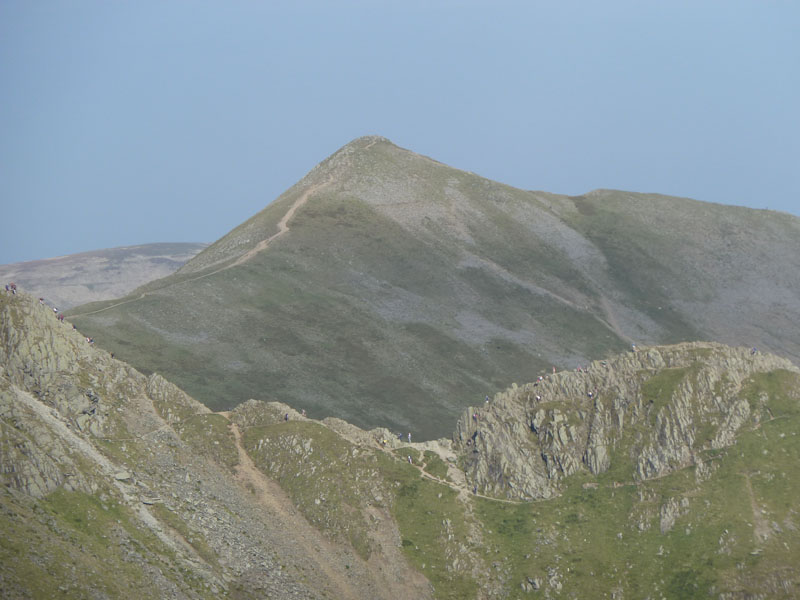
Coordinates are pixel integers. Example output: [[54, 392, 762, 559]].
[[227, 420, 361, 600], [70, 178, 333, 318], [228, 177, 332, 269]]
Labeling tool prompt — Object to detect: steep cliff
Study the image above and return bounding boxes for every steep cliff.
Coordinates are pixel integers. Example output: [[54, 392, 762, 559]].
[[454, 342, 799, 500]]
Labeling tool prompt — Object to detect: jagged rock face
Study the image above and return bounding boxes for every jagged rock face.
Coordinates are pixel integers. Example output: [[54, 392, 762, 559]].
[[0, 378, 95, 497], [0, 295, 212, 500], [454, 342, 799, 500], [1, 295, 117, 440]]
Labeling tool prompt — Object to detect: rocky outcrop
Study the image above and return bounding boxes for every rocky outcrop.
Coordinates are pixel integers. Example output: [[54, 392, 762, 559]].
[[0, 380, 95, 497], [0, 291, 436, 599], [147, 372, 209, 424], [453, 342, 799, 500]]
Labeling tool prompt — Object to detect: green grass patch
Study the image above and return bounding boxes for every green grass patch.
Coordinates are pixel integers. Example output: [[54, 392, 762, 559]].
[[394, 446, 421, 463], [175, 413, 238, 469], [242, 421, 377, 560], [375, 452, 478, 599], [422, 450, 450, 480], [743, 370, 800, 418], [7, 488, 214, 598]]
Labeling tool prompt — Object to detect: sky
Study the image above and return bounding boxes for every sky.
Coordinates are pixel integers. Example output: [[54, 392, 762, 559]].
[[1, 1, 798, 264]]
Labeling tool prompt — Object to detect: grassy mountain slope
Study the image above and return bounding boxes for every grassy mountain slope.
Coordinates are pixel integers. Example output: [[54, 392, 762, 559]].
[[68, 137, 800, 439]]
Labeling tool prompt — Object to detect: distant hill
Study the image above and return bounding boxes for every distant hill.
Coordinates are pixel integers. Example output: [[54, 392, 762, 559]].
[[69, 137, 800, 439], [0, 242, 207, 309]]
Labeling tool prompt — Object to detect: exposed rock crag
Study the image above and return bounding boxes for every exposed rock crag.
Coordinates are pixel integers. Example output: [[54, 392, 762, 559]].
[[454, 342, 799, 499]]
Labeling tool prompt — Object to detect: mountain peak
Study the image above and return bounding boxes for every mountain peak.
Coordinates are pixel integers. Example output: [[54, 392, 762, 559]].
[[70, 138, 800, 440], [344, 134, 395, 148]]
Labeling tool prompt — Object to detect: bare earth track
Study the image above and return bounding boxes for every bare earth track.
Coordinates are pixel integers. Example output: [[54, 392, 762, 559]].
[[227, 421, 362, 600], [71, 178, 332, 318], [225, 417, 433, 600]]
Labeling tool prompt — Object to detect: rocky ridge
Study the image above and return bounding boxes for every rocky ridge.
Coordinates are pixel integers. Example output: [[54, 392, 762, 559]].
[[454, 342, 799, 500], [4, 288, 800, 598], [0, 292, 430, 599]]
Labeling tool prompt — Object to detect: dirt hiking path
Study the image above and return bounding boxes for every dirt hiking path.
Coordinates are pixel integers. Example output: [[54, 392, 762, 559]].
[[70, 178, 332, 318], [226, 416, 433, 600], [227, 421, 361, 600], [229, 178, 332, 268]]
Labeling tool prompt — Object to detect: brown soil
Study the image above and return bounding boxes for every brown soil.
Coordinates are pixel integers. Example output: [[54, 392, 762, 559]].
[[227, 420, 433, 600]]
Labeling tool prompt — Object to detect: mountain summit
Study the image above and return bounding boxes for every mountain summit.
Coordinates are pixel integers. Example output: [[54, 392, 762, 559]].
[[69, 137, 800, 438]]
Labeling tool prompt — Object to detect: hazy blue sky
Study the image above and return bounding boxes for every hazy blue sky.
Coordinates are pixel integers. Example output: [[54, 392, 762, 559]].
[[2, 1, 798, 264]]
